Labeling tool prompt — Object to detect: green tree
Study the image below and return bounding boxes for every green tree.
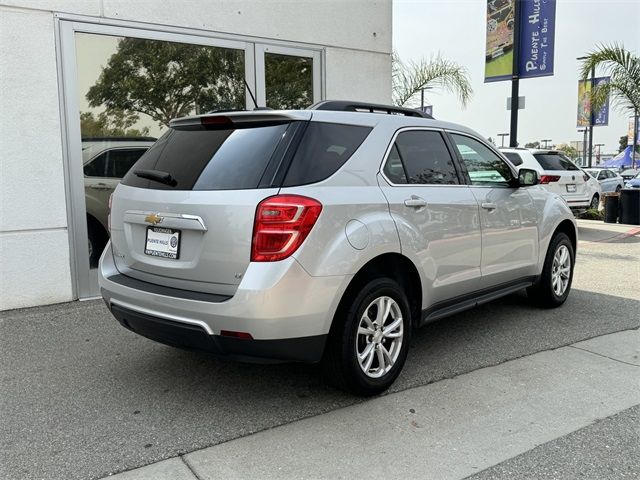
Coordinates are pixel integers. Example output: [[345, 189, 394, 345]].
[[525, 141, 540, 149], [619, 134, 640, 154], [579, 44, 640, 114], [87, 38, 246, 127], [265, 55, 313, 110], [556, 144, 579, 160], [80, 111, 150, 138], [392, 52, 473, 108]]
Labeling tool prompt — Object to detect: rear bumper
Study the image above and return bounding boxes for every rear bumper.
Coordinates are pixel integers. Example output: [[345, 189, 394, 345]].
[[111, 304, 326, 363], [99, 242, 351, 362]]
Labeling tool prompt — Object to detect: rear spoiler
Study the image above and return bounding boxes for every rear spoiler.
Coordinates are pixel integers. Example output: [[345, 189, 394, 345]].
[[169, 111, 312, 130]]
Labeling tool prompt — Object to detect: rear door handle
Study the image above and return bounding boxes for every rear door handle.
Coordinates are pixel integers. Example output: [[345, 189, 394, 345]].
[[404, 196, 427, 208], [481, 202, 497, 210]]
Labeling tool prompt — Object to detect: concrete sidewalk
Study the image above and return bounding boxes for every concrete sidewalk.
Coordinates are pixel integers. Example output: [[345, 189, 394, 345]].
[[103, 329, 640, 480], [576, 219, 640, 243]]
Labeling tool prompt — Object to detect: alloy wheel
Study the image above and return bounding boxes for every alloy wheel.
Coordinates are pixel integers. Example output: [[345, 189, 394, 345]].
[[551, 245, 571, 296], [355, 296, 404, 378]]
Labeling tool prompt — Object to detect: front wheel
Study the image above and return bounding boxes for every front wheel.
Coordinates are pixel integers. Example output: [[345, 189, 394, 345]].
[[527, 232, 574, 308], [322, 277, 411, 396]]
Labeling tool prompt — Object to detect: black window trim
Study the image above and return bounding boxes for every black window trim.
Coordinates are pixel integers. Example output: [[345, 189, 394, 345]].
[[379, 127, 466, 187], [84, 146, 150, 178], [443, 130, 519, 188]]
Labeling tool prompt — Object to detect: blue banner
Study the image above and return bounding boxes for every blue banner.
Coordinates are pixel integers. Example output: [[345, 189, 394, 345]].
[[592, 76, 610, 126], [518, 0, 556, 79]]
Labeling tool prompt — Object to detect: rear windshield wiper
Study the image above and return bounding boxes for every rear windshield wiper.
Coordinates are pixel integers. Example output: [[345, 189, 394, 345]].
[[133, 169, 177, 187]]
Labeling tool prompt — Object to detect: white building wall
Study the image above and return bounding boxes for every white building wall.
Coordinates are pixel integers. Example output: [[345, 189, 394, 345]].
[[0, 0, 392, 310]]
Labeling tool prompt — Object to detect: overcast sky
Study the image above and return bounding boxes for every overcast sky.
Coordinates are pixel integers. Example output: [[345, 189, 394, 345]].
[[393, 0, 639, 154]]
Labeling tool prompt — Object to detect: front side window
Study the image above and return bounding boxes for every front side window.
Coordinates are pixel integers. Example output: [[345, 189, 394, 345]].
[[451, 134, 513, 186], [384, 130, 459, 185]]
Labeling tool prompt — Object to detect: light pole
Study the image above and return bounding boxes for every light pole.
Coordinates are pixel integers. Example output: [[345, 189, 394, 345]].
[[577, 56, 595, 167], [594, 143, 605, 165], [541, 139, 552, 149], [497, 133, 509, 148]]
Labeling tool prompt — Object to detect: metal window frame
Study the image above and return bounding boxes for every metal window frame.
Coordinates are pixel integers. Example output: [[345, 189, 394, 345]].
[[54, 14, 325, 299]]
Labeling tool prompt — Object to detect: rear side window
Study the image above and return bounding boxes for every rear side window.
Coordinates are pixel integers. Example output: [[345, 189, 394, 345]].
[[122, 124, 291, 190], [282, 122, 371, 187], [533, 153, 579, 171], [384, 130, 459, 185], [503, 152, 523, 166]]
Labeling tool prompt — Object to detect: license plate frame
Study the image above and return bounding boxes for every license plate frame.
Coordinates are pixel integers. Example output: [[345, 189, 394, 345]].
[[566, 184, 577, 193], [144, 226, 181, 259]]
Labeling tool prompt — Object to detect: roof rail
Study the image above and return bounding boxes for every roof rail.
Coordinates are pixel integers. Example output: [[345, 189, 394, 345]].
[[309, 100, 432, 119]]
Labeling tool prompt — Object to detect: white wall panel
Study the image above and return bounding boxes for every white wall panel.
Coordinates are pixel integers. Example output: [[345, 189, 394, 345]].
[[326, 48, 391, 103], [0, 230, 73, 310], [0, 0, 99, 15], [102, 0, 392, 54], [0, 7, 68, 231]]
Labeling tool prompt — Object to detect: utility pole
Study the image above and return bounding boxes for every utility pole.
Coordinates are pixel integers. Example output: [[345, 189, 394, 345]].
[[509, 0, 521, 147], [588, 64, 595, 167], [541, 139, 552, 149], [578, 128, 588, 166], [594, 143, 605, 165], [634, 109, 639, 169]]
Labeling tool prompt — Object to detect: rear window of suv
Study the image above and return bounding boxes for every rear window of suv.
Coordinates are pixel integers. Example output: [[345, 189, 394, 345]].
[[533, 153, 579, 171], [121, 120, 371, 190]]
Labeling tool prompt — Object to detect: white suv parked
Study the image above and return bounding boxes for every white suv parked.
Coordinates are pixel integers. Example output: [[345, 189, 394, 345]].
[[501, 148, 601, 212], [100, 102, 577, 395]]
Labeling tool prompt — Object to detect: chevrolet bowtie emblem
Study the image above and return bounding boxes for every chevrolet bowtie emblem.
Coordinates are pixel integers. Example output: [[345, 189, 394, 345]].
[[144, 213, 163, 225]]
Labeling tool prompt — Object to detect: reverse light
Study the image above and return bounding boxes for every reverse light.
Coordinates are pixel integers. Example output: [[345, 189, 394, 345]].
[[539, 175, 561, 184], [251, 195, 322, 262]]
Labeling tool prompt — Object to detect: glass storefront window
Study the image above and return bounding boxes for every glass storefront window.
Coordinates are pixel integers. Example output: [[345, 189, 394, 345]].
[[265, 52, 314, 109], [75, 33, 246, 269]]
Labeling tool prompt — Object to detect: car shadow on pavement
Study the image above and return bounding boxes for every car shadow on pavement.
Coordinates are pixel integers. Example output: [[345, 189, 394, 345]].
[[2, 289, 639, 480]]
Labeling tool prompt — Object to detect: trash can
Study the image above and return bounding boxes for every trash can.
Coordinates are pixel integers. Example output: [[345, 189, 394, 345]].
[[603, 193, 619, 224], [619, 189, 640, 225]]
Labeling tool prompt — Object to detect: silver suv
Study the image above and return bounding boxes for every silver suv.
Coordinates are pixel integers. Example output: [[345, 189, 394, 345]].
[[99, 101, 577, 395]]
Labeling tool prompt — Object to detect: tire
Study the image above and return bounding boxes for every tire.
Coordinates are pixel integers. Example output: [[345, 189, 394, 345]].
[[87, 219, 108, 269], [527, 232, 574, 308], [322, 277, 412, 396], [615, 185, 622, 193], [589, 194, 599, 210]]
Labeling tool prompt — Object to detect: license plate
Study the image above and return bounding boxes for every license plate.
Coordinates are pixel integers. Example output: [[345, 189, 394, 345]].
[[566, 184, 576, 193], [145, 227, 181, 259]]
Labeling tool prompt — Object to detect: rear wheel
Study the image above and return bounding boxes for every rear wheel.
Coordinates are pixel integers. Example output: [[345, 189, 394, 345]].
[[615, 185, 622, 193], [527, 232, 574, 308], [589, 194, 599, 210], [322, 277, 411, 396]]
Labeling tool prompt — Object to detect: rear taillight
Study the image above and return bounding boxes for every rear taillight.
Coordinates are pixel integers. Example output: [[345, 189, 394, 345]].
[[251, 195, 322, 262], [107, 193, 113, 234], [539, 175, 561, 184]]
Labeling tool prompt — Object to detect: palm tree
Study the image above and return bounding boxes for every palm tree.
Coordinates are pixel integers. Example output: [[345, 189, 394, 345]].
[[579, 43, 640, 113], [392, 52, 473, 108]]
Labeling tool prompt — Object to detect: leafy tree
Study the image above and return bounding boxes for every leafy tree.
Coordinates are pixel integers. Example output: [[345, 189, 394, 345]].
[[265, 54, 313, 110], [487, 136, 495, 145], [392, 52, 473, 108], [579, 43, 640, 114], [87, 38, 246, 127], [556, 144, 579, 160], [619, 134, 640, 154], [80, 111, 150, 138], [525, 141, 540, 149]]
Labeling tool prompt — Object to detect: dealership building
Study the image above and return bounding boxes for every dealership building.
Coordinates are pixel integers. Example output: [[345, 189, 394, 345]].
[[0, 0, 392, 310]]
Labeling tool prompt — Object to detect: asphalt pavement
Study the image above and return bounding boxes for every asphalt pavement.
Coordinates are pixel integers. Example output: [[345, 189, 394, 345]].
[[1, 220, 639, 480]]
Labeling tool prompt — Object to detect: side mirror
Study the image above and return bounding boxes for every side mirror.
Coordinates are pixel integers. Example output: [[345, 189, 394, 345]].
[[518, 168, 539, 187]]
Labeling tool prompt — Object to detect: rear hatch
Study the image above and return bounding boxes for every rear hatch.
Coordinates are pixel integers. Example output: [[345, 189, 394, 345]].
[[109, 111, 311, 296], [532, 152, 588, 202]]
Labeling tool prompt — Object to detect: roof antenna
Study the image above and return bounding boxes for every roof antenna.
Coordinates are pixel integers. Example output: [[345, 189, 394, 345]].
[[243, 78, 259, 110]]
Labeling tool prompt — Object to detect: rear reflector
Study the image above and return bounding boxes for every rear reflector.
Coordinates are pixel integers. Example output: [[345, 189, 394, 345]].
[[251, 194, 322, 262], [220, 330, 253, 340], [539, 175, 561, 184]]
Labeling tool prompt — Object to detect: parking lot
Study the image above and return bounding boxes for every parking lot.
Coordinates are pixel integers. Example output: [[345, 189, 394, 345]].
[[1, 220, 639, 480]]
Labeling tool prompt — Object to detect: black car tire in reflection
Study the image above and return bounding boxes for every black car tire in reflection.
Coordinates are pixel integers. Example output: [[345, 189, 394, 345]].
[[87, 216, 109, 269]]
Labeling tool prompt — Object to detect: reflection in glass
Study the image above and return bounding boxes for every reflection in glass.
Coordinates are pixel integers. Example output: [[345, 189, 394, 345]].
[[75, 33, 246, 268], [265, 52, 313, 109]]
